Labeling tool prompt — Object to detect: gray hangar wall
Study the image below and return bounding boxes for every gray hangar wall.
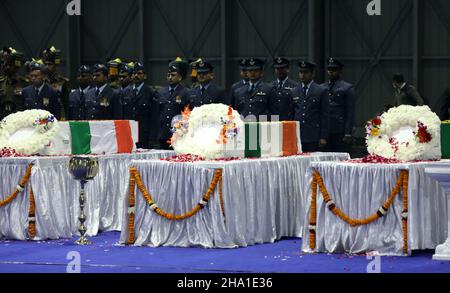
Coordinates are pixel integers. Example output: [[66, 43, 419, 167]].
[[1, 0, 449, 136]]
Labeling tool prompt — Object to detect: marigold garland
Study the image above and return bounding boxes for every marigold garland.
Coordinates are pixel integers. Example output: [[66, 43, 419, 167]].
[[0, 164, 33, 207], [218, 174, 225, 217], [127, 174, 136, 245], [28, 185, 36, 239], [309, 170, 409, 254], [127, 167, 224, 244], [402, 171, 409, 255]]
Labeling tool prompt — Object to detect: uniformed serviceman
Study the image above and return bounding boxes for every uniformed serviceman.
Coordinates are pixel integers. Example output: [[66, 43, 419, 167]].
[[234, 58, 273, 120], [67, 65, 94, 120], [269, 57, 298, 121], [189, 58, 202, 89], [22, 62, 61, 119], [292, 61, 329, 152], [168, 57, 189, 89], [392, 73, 424, 107], [42, 46, 70, 120], [122, 62, 159, 149], [322, 58, 356, 153], [84, 63, 122, 120], [118, 62, 135, 95], [107, 58, 123, 90], [0, 47, 28, 119], [187, 60, 227, 109], [158, 61, 189, 149], [228, 59, 249, 109]]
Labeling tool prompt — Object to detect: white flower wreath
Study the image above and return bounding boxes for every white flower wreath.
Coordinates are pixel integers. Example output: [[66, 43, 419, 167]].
[[172, 103, 244, 159], [0, 110, 60, 155], [366, 105, 441, 162]]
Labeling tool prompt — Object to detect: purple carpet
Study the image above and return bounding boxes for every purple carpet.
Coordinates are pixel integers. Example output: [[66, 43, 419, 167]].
[[0, 232, 449, 273]]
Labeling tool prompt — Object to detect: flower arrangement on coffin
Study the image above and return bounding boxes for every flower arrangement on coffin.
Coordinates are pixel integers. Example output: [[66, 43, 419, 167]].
[[168, 105, 191, 146], [365, 105, 441, 162], [169, 103, 244, 160], [218, 106, 239, 144], [0, 110, 59, 156]]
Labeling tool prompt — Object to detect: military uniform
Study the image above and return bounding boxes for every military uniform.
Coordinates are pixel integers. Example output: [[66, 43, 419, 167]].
[[234, 81, 273, 119], [187, 84, 227, 109], [234, 58, 273, 120], [22, 83, 61, 119], [187, 61, 227, 109], [84, 84, 122, 120], [0, 74, 28, 119], [269, 58, 298, 121], [392, 84, 424, 107], [269, 77, 298, 121], [42, 47, 70, 120], [292, 61, 329, 152], [228, 59, 249, 108], [0, 47, 27, 119], [68, 85, 93, 120], [322, 58, 356, 153], [122, 82, 159, 149], [107, 58, 123, 90], [46, 73, 70, 119], [158, 84, 189, 148]]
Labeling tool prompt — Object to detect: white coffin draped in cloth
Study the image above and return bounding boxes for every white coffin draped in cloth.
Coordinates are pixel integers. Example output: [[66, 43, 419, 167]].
[[0, 150, 175, 240], [119, 153, 350, 248], [301, 161, 449, 256]]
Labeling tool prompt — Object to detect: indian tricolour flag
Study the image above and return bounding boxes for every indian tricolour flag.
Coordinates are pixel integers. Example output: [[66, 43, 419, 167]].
[[48, 120, 139, 155], [244, 121, 302, 158]]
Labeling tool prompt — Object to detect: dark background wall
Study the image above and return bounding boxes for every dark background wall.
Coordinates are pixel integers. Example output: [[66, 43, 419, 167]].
[[1, 0, 449, 136]]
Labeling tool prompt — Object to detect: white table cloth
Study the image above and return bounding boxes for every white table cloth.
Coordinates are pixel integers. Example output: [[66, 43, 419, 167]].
[[301, 161, 449, 255], [0, 150, 175, 240], [119, 153, 350, 248]]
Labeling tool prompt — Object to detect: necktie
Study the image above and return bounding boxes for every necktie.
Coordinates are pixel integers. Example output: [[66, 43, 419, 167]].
[[133, 87, 139, 97], [80, 89, 85, 103], [303, 85, 308, 97], [328, 81, 335, 91], [95, 87, 100, 97], [169, 87, 175, 96], [79, 90, 85, 118], [249, 84, 255, 93], [35, 87, 40, 97], [278, 80, 283, 91], [200, 87, 206, 97]]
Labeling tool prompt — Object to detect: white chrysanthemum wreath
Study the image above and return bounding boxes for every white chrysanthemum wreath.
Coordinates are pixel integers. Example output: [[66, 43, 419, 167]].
[[366, 105, 441, 162], [170, 103, 244, 159], [0, 109, 59, 156]]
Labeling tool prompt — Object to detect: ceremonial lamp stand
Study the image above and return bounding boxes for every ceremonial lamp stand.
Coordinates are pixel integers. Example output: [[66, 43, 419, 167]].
[[69, 156, 99, 245]]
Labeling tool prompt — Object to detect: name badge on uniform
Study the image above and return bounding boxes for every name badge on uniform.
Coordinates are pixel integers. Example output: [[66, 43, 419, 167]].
[[43, 97, 50, 106], [100, 97, 110, 107], [256, 92, 267, 96], [175, 96, 181, 104]]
